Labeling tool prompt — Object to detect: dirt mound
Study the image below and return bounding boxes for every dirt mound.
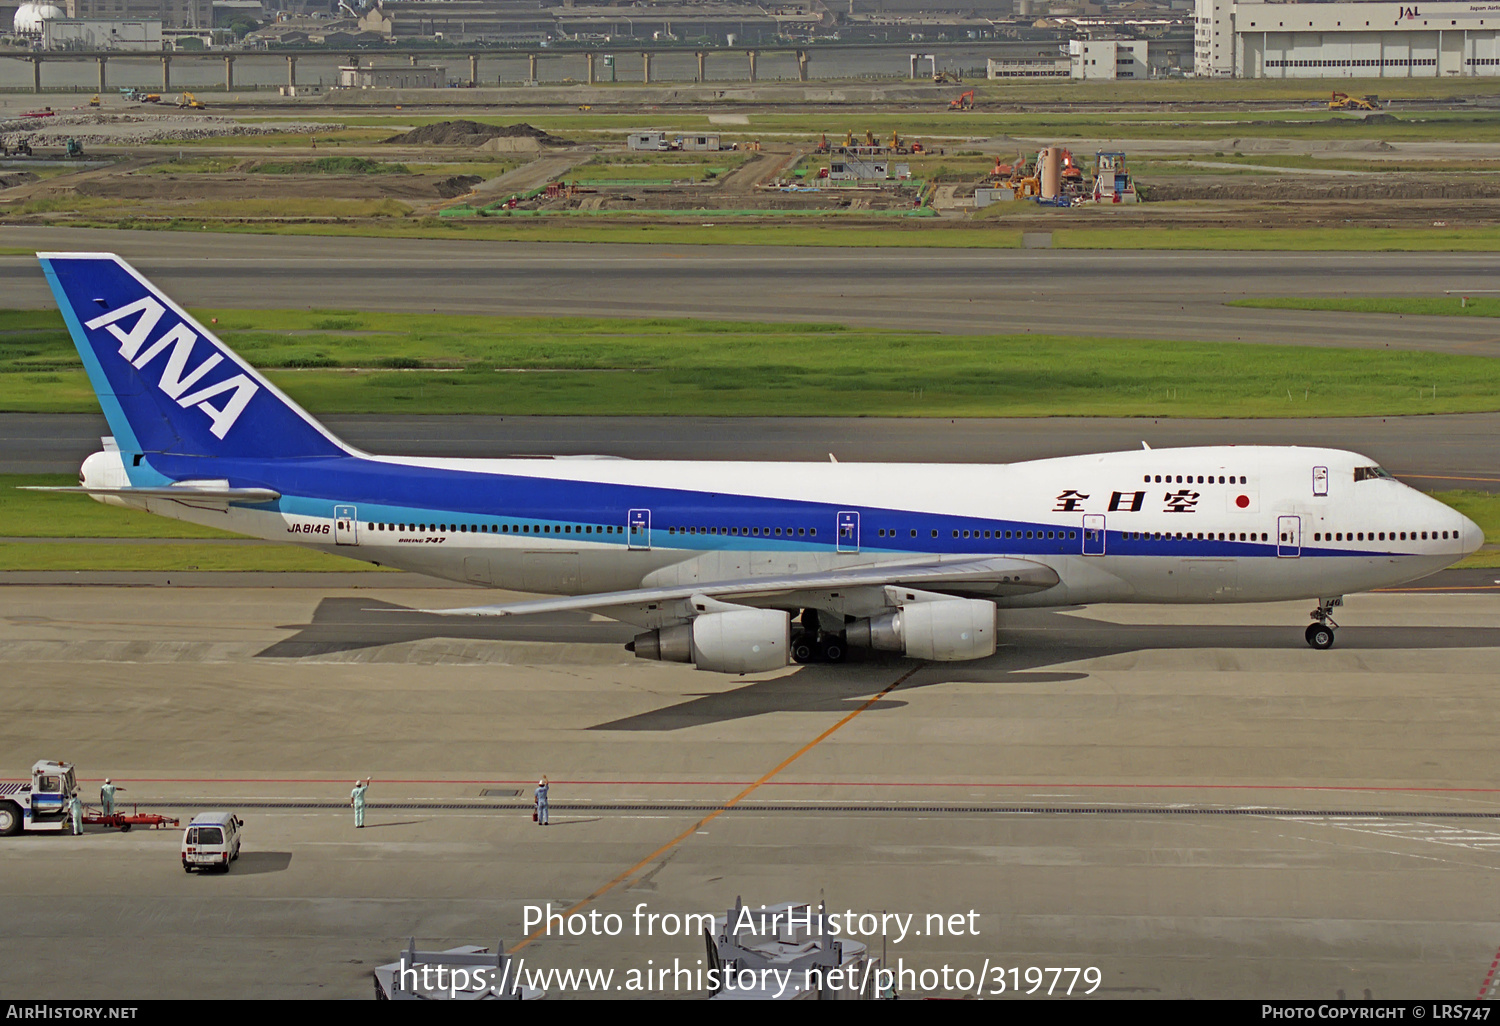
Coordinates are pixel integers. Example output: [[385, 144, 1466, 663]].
[[383, 120, 561, 146]]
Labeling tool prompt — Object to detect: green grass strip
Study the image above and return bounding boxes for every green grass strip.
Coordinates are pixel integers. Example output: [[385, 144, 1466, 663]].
[[0, 541, 388, 572], [1050, 228, 1500, 252], [1229, 297, 1500, 317], [8, 307, 1500, 419]]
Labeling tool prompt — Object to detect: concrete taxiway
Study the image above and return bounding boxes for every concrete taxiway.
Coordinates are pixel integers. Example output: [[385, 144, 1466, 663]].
[[4, 227, 1500, 354], [3, 585, 1500, 999]]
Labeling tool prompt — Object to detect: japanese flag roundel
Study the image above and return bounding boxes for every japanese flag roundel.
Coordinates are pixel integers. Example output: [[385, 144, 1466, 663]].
[[1228, 485, 1259, 513]]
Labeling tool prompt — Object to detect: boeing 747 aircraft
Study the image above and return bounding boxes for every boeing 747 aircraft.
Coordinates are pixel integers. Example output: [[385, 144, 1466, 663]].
[[32, 253, 1483, 671]]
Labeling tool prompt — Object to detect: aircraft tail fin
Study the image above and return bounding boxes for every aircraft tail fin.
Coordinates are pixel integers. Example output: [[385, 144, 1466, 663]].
[[39, 252, 353, 461]]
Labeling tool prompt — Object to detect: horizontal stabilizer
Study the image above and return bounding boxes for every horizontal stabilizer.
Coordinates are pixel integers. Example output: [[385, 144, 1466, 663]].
[[401, 556, 1060, 619], [20, 484, 280, 503]]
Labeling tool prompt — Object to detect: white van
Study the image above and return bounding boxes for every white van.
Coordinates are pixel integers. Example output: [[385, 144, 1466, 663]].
[[181, 811, 242, 873]]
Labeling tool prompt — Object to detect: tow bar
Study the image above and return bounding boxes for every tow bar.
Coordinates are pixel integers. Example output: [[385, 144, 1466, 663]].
[[82, 805, 180, 832]]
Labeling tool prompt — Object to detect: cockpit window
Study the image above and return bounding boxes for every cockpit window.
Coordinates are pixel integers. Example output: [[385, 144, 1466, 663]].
[[1354, 466, 1393, 482]]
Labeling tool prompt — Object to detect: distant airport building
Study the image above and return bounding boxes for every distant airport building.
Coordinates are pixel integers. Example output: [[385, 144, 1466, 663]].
[[1196, 0, 1500, 77], [986, 55, 1071, 77], [64, 0, 208, 30], [41, 16, 162, 48], [1069, 38, 1148, 78], [338, 63, 449, 89]]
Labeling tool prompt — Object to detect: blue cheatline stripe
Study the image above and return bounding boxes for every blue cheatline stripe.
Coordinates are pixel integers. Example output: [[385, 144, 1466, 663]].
[[151, 455, 1422, 563], [231, 479, 1399, 561]]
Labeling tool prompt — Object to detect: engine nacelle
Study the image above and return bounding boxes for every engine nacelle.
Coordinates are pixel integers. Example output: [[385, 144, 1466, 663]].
[[630, 608, 790, 673], [847, 598, 996, 661]]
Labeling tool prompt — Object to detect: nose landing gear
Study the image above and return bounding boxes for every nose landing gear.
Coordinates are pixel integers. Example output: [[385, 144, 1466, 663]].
[[1306, 596, 1342, 650]]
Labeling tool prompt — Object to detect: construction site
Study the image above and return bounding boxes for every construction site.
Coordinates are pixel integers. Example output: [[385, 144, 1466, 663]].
[[4, 85, 1500, 234]]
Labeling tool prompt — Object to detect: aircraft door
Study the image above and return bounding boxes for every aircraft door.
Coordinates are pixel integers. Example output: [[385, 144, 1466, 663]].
[[627, 509, 651, 550], [1313, 466, 1329, 497], [334, 505, 357, 546], [1082, 514, 1106, 556], [1277, 515, 1301, 558], [836, 511, 860, 553]]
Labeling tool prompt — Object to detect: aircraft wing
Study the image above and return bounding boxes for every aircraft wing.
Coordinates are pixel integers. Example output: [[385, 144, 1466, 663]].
[[408, 556, 1060, 619]]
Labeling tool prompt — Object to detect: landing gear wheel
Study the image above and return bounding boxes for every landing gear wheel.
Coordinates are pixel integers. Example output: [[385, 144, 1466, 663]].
[[0, 801, 20, 837], [817, 636, 847, 663], [1305, 623, 1335, 650], [791, 633, 816, 664]]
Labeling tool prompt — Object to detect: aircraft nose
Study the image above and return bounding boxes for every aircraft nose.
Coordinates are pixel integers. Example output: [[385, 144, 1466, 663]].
[[1459, 512, 1484, 557]]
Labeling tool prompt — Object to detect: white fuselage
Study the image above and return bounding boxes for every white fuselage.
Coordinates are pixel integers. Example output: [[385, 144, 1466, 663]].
[[87, 444, 1482, 609]]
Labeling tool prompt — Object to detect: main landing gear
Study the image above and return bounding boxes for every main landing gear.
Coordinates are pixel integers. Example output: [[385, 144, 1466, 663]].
[[791, 609, 846, 664], [1305, 596, 1342, 650]]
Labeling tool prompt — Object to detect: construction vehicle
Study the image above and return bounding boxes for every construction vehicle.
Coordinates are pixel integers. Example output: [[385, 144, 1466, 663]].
[[0, 760, 78, 835], [815, 132, 830, 153], [88, 94, 100, 107], [175, 92, 206, 110], [1, 138, 32, 157], [22, 107, 53, 119], [1329, 91, 1381, 111], [64, 138, 83, 158], [948, 90, 975, 111], [120, 88, 159, 103], [932, 70, 961, 84], [1060, 148, 1084, 182]]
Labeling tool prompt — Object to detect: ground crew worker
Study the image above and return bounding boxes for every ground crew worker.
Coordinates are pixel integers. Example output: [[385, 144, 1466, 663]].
[[100, 778, 124, 816], [350, 779, 368, 828], [69, 792, 83, 835], [534, 776, 549, 827]]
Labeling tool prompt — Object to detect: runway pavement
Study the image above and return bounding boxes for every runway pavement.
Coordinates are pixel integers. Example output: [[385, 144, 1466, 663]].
[[4, 227, 1500, 354], [5, 412, 1496, 491], [2, 586, 1500, 999]]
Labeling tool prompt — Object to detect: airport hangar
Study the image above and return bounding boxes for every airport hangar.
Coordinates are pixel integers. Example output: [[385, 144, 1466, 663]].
[[1195, 0, 1500, 77]]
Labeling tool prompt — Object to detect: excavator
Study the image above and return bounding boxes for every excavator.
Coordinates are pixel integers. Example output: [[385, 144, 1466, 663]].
[[948, 90, 975, 111], [1329, 91, 1381, 111], [175, 92, 207, 110]]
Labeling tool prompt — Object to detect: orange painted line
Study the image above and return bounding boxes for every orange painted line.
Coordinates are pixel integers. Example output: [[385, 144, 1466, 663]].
[[506, 665, 920, 956]]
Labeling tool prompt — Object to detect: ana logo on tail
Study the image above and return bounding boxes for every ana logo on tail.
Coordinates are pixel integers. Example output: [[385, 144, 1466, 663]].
[[84, 297, 259, 440]]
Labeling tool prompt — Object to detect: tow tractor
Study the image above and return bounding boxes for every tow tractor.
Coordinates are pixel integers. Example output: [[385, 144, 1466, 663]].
[[0, 760, 76, 835], [0, 761, 177, 836]]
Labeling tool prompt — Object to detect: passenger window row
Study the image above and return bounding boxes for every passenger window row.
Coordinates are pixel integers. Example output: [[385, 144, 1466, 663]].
[[1145, 474, 1247, 485], [369, 522, 620, 535], [1314, 530, 1453, 542], [668, 526, 815, 537], [1124, 531, 1268, 541]]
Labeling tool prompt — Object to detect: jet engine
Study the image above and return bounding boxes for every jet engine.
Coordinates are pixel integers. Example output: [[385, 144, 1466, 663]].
[[846, 598, 996, 661], [629, 608, 790, 673]]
